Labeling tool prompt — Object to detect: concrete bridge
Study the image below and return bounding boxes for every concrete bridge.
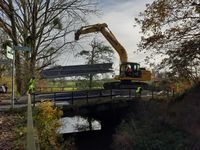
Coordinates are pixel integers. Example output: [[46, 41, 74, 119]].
[[31, 89, 151, 122]]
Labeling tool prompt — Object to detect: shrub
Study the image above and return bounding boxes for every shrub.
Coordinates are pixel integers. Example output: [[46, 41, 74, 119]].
[[34, 101, 63, 150], [112, 101, 191, 150]]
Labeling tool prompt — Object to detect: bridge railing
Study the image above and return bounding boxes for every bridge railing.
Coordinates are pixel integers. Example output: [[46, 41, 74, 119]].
[[32, 89, 139, 106], [32, 88, 175, 106]]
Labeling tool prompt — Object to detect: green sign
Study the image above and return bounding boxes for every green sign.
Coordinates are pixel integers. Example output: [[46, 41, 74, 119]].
[[0, 59, 12, 64], [14, 46, 32, 52], [6, 46, 13, 60]]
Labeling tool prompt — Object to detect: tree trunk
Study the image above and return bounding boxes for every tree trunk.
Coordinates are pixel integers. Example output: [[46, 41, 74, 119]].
[[89, 74, 93, 90], [89, 44, 95, 90], [8, 0, 22, 94]]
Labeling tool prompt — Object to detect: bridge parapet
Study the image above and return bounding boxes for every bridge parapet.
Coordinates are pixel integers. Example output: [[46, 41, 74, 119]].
[[32, 89, 140, 106], [31, 88, 173, 107]]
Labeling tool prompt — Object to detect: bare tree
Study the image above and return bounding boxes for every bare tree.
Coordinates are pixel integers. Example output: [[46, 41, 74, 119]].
[[0, 29, 11, 78], [76, 38, 114, 89], [0, 0, 97, 94]]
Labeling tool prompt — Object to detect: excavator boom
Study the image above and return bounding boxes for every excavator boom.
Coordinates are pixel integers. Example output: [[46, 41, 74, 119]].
[[75, 23, 128, 63]]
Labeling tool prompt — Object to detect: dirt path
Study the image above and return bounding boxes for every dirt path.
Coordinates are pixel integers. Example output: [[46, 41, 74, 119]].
[[0, 112, 24, 150]]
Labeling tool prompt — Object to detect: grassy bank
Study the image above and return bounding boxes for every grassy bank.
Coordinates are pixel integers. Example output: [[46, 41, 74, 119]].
[[0, 109, 26, 149], [112, 84, 200, 150]]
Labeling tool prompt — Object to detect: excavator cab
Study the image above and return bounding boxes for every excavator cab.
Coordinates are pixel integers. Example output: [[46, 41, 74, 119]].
[[120, 62, 141, 78]]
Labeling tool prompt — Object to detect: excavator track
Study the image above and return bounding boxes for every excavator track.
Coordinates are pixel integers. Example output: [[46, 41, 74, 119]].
[[103, 81, 149, 90]]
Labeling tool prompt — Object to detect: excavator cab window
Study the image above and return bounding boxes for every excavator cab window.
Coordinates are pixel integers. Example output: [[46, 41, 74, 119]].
[[120, 65, 126, 77], [132, 63, 140, 78], [120, 63, 141, 78]]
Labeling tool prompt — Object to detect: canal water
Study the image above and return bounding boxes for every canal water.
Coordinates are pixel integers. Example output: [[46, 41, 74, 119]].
[[58, 116, 101, 134], [58, 100, 135, 149], [58, 116, 119, 150]]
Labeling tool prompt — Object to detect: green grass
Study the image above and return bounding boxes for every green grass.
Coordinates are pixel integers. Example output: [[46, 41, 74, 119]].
[[47, 81, 76, 87]]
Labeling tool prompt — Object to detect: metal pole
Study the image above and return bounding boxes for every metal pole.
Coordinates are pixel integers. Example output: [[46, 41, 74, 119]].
[[11, 49, 15, 108]]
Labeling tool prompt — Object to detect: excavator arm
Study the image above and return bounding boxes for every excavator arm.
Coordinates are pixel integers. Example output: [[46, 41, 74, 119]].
[[75, 23, 128, 63]]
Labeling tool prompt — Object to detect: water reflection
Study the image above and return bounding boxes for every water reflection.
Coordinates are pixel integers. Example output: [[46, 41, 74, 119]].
[[59, 116, 101, 134]]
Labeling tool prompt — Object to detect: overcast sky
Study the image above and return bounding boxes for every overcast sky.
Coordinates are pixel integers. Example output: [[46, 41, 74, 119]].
[[59, 0, 154, 71]]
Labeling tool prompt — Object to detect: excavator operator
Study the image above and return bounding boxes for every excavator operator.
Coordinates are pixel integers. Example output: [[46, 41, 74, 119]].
[[126, 64, 132, 76]]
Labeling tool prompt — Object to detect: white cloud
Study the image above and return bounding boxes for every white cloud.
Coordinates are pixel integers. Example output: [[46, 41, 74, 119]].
[[58, 0, 154, 71], [90, 0, 154, 69]]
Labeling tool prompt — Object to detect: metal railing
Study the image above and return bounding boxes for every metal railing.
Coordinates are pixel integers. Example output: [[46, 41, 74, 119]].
[[32, 88, 176, 106], [32, 89, 139, 105]]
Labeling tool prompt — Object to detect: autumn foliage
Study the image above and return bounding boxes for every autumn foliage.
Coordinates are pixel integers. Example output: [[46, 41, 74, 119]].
[[34, 101, 63, 150]]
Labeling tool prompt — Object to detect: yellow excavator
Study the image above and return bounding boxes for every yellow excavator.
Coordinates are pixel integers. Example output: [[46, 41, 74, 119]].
[[75, 23, 151, 89]]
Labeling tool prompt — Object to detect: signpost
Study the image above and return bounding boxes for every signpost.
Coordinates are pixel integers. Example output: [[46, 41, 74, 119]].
[[6, 46, 15, 108], [14, 46, 32, 52], [6, 46, 13, 60], [6, 45, 32, 109], [0, 59, 12, 64]]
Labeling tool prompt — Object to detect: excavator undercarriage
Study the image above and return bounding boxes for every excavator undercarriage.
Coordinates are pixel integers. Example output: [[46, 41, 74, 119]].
[[103, 80, 149, 90]]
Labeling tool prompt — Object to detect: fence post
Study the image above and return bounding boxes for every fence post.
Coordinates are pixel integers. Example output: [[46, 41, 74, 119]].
[[71, 91, 74, 105], [87, 91, 89, 104], [98, 90, 102, 101], [111, 89, 113, 100]]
